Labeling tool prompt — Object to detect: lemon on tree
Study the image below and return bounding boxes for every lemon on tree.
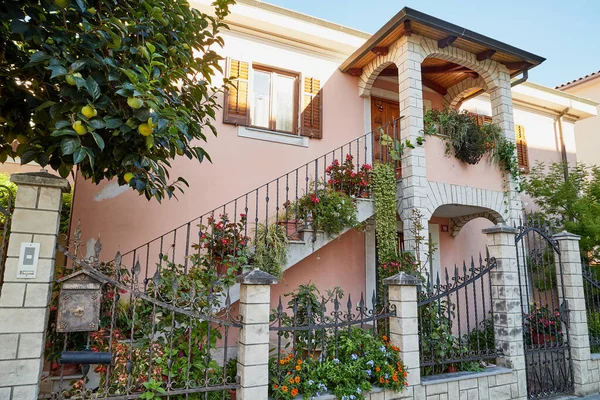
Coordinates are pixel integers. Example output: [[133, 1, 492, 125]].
[[65, 72, 82, 86], [72, 121, 87, 135], [81, 105, 97, 119], [138, 117, 155, 137], [124, 172, 134, 183], [127, 97, 143, 109]]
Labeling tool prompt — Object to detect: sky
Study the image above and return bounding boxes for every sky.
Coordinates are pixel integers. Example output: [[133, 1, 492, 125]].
[[262, 0, 600, 88]]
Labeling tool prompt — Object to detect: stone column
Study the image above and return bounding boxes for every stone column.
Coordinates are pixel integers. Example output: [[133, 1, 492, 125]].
[[483, 225, 527, 400], [489, 70, 522, 225], [553, 232, 597, 395], [236, 269, 278, 400], [394, 35, 429, 264], [0, 171, 69, 400], [384, 272, 421, 387]]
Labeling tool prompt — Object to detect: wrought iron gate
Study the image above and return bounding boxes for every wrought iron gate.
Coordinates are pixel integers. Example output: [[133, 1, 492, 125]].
[[515, 216, 573, 399]]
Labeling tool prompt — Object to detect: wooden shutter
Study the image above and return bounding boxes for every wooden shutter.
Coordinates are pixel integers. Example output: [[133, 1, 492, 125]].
[[301, 77, 322, 139], [223, 58, 249, 126], [515, 124, 529, 171]]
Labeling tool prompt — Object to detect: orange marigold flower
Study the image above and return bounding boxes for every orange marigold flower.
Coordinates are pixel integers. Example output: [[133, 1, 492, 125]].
[[273, 384, 279, 389], [282, 386, 288, 392], [291, 389, 299, 397], [287, 372, 291, 375], [379, 377, 384, 383], [295, 366, 301, 371], [393, 376, 398, 382], [403, 371, 408, 377], [405, 382, 409, 387], [382, 335, 388, 341], [375, 367, 381, 372], [386, 380, 389, 384], [280, 360, 285, 365], [289, 378, 294, 385], [392, 346, 399, 352], [295, 376, 300, 383], [297, 360, 302, 365]]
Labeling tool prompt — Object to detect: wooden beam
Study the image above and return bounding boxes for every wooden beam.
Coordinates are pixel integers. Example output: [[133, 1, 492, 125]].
[[347, 68, 363, 77], [476, 49, 496, 61], [422, 77, 447, 95], [501, 61, 531, 70], [371, 47, 389, 56], [422, 64, 471, 74], [403, 20, 412, 36], [437, 35, 457, 49]]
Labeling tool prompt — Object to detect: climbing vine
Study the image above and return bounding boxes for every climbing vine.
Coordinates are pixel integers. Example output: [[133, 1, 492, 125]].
[[372, 163, 398, 264]]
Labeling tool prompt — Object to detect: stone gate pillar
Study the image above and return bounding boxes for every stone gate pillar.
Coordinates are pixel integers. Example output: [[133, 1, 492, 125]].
[[0, 171, 69, 399]]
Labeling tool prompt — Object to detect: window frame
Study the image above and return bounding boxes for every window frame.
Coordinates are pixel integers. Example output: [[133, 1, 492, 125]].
[[249, 64, 300, 135]]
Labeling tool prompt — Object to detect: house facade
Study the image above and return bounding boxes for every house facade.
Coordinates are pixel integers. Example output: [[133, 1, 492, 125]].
[[64, 2, 597, 308], [557, 71, 600, 166]]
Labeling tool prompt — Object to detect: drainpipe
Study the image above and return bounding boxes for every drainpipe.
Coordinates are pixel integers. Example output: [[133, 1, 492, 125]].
[[459, 68, 529, 105], [556, 107, 570, 181]]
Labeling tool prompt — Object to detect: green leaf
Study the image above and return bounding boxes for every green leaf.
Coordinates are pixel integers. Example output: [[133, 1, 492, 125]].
[[73, 148, 86, 164], [146, 42, 156, 54], [21, 150, 38, 164], [61, 137, 81, 155], [30, 51, 48, 64], [91, 132, 105, 151], [88, 118, 106, 130], [51, 129, 78, 137], [71, 60, 86, 72], [105, 118, 122, 129], [85, 77, 101, 100], [74, 76, 87, 88], [49, 65, 68, 79]]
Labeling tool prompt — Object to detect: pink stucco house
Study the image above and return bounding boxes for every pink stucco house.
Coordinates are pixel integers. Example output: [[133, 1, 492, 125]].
[[62, 1, 598, 307]]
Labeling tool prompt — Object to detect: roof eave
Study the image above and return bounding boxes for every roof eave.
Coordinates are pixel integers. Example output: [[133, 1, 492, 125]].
[[340, 7, 546, 73]]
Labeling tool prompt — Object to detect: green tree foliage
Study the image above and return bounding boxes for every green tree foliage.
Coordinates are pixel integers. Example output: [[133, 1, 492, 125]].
[[522, 162, 600, 260], [0, 0, 232, 201]]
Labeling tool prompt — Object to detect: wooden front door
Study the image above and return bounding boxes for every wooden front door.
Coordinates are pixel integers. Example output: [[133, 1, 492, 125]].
[[371, 97, 400, 162]]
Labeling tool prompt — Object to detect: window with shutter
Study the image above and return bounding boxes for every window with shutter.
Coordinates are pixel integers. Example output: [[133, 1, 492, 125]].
[[301, 77, 323, 139], [223, 59, 249, 126], [515, 124, 529, 172]]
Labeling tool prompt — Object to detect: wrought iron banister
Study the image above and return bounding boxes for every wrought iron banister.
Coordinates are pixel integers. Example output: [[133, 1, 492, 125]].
[[115, 117, 403, 276]]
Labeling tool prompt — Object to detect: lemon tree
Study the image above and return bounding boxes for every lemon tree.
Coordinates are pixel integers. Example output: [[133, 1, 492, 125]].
[[0, 0, 232, 201]]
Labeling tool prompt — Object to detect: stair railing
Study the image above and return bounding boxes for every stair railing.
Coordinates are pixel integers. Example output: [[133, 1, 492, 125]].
[[117, 117, 402, 279]]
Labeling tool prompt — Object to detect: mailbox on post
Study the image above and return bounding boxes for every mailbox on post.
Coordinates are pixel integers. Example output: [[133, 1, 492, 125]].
[[56, 270, 103, 333]]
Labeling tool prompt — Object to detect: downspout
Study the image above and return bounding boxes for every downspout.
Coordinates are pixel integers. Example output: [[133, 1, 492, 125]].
[[556, 107, 570, 181]]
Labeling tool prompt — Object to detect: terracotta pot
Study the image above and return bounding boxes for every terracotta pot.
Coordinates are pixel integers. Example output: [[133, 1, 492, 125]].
[[228, 389, 236, 400], [51, 362, 81, 376], [278, 220, 301, 241], [447, 365, 458, 373], [532, 332, 555, 345]]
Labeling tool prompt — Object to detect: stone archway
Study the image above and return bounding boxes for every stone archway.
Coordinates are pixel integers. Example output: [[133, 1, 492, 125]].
[[442, 76, 488, 109]]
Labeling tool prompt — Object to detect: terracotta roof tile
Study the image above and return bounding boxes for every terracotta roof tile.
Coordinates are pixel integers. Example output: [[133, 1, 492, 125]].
[[556, 70, 600, 89]]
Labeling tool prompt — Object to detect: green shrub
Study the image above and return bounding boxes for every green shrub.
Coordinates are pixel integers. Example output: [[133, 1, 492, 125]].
[[253, 223, 288, 279]]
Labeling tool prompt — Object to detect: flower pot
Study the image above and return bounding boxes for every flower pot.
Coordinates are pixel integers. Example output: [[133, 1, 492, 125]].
[[278, 220, 301, 241], [51, 362, 81, 376], [447, 365, 458, 373], [532, 332, 555, 345], [228, 389, 236, 400]]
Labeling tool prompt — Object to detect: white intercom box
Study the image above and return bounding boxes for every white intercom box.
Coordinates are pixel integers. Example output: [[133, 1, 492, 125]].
[[17, 242, 40, 279]]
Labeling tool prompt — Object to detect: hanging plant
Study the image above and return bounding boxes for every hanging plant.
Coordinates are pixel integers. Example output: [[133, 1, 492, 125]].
[[371, 163, 398, 264], [424, 109, 500, 165], [253, 223, 288, 279]]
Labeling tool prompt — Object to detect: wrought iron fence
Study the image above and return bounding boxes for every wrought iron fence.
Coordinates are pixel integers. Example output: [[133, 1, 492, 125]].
[[268, 285, 398, 396], [583, 260, 600, 353], [417, 250, 500, 375], [115, 117, 403, 276], [40, 230, 241, 399]]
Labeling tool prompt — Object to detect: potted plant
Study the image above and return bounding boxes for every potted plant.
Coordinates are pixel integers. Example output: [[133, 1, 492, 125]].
[[325, 154, 372, 198], [525, 304, 561, 345], [278, 202, 301, 240], [253, 223, 288, 279], [295, 187, 358, 236]]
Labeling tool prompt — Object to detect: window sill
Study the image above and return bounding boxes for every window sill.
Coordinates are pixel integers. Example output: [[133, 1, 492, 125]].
[[238, 126, 308, 148], [420, 366, 512, 385]]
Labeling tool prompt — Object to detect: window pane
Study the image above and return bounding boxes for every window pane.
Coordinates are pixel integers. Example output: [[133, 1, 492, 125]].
[[252, 70, 271, 129], [274, 74, 295, 133]]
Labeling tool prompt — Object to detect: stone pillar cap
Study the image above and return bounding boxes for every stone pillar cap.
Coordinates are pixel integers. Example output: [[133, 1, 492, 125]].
[[552, 231, 581, 241], [235, 268, 278, 285], [482, 224, 518, 235], [11, 170, 70, 192], [383, 272, 422, 287]]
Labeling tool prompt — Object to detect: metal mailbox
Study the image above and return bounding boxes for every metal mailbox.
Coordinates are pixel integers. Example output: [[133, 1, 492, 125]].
[[56, 270, 103, 332]]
